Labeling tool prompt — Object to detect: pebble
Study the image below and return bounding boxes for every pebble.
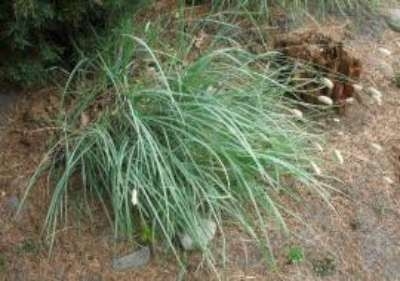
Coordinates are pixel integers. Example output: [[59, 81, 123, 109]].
[[112, 246, 151, 271], [384, 9, 400, 33], [179, 219, 217, 251]]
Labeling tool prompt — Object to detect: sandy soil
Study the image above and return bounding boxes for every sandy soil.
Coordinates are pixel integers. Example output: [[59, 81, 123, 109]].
[[0, 20, 399, 281]]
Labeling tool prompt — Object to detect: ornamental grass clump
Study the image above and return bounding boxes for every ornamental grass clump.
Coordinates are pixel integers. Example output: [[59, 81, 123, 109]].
[[23, 35, 328, 266]]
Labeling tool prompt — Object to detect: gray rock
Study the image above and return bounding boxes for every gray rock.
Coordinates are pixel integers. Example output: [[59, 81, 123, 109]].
[[112, 246, 150, 271], [179, 219, 217, 251], [385, 9, 400, 32]]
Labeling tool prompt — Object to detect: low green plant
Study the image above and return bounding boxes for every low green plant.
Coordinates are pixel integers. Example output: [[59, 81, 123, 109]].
[[22, 22, 328, 270], [287, 246, 305, 264]]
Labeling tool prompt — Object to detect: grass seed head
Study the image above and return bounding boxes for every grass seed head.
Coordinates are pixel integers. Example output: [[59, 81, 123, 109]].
[[289, 108, 304, 119], [311, 161, 322, 176], [378, 47, 392, 56], [131, 189, 138, 206], [334, 149, 344, 165], [321, 77, 334, 90], [317, 95, 334, 106], [352, 84, 363, 92]]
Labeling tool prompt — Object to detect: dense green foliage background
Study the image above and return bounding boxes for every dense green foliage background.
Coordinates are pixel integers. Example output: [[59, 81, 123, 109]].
[[0, 0, 141, 85]]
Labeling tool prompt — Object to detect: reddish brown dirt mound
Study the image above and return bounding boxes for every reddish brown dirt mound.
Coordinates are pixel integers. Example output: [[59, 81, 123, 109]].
[[274, 31, 362, 108]]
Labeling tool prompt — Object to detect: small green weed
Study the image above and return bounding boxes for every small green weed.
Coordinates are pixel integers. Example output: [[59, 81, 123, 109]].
[[287, 246, 305, 264]]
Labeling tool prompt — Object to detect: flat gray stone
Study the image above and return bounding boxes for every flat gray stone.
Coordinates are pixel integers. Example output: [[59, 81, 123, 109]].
[[179, 219, 217, 251], [385, 9, 400, 32], [112, 247, 150, 271]]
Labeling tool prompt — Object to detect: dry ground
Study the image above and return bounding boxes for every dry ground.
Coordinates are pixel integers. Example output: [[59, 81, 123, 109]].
[[0, 21, 399, 281]]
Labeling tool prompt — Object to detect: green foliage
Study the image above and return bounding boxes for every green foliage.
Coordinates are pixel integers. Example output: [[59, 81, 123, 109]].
[[0, 0, 143, 85], [22, 26, 328, 267], [287, 246, 305, 264]]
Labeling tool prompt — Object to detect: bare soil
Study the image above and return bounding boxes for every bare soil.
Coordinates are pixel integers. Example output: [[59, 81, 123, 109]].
[[0, 19, 400, 281]]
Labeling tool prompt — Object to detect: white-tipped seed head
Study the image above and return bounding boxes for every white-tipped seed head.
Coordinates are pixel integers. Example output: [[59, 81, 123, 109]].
[[315, 142, 324, 152], [334, 149, 344, 165], [131, 189, 138, 206], [346, 97, 355, 104], [311, 161, 322, 176], [289, 108, 304, 119], [333, 118, 340, 123], [372, 94, 383, 106], [383, 176, 394, 185], [317, 95, 334, 106], [371, 143, 383, 152], [378, 47, 392, 56], [321, 77, 334, 90], [367, 87, 382, 98], [353, 84, 363, 92], [367, 87, 383, 105]]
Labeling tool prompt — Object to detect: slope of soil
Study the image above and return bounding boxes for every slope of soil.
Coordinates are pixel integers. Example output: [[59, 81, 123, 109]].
[[0, 23, 399, 281]]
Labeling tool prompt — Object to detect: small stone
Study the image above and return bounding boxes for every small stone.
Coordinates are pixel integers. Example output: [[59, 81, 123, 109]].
[[384, 9, 400, 33], [112, 247, 150, 271], [179, 219, 217, 251]]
